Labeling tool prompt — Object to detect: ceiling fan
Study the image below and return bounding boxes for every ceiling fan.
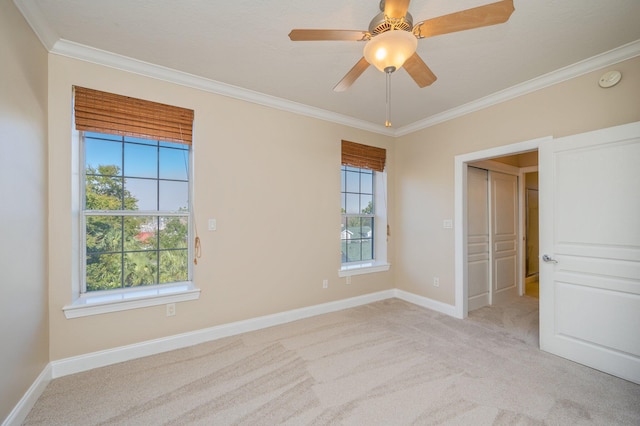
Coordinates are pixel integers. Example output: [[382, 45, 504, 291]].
[[288, 0, 515, 92]]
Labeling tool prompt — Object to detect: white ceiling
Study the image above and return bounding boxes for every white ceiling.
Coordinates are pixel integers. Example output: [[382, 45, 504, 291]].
[[14, 0, 640, 134]]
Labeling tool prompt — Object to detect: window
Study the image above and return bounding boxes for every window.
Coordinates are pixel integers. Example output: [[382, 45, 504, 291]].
[[341, 166, 375, 263], [340, 140, 390, 275], [83, 132, 190, 291], [64, 87, 199, 318]]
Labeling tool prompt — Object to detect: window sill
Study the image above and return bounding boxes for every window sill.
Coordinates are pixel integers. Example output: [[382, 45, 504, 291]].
[[338, 262, 390, 277], [62, 282, 200, 319]]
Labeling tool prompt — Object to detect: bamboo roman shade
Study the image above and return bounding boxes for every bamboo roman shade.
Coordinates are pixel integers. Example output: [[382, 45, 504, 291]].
[[74, 86, 194, 145], [341, 140, 386, 172]]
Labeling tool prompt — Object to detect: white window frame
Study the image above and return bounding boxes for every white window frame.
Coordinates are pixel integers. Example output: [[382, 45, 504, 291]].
[[339, 169, 390, 277], [63, 131, 199, 319]]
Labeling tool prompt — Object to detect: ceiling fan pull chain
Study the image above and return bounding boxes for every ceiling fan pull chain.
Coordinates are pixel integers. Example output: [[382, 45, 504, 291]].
[[385, 66, 395, 127]]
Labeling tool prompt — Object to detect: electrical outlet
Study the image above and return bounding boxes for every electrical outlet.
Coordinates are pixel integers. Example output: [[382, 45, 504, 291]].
[[346, 276, 351, 285], [323, 279, 328, 289], [166, 303, 176, 317], [433, 277, 440, 287]]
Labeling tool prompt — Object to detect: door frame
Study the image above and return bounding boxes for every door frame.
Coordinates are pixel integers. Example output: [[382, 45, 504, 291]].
[[454, 136, 551, 318]]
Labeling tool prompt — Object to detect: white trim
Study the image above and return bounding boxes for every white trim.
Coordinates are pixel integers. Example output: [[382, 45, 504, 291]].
[[1, 364, 51, 426], [13, 0, 640, 137], [394, 289, 458, 317], [52, 290, 394, 377], [50, 39, 394, 137], [395, 40, 640, 136], [51, 288, 457, 378], [339, 262, 391, 277], [62, 285, 201, 319], [454, 137, 551, 318]]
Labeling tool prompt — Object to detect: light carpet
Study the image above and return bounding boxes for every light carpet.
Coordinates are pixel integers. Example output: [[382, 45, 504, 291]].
[[24, 297, 640, 425]]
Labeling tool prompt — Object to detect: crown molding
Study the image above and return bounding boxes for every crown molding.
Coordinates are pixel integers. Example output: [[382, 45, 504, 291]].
[[50, 39, 395, 137], [15, 0, 639, 138], [395, 39, 640, 137], [50, 37, 640, 139]]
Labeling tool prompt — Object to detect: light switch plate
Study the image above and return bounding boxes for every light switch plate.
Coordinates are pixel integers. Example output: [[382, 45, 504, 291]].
[[208, 218, 217, 231]]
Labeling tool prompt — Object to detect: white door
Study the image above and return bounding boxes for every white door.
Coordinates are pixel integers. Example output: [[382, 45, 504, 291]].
[[539, 121, 640, 384], [467, 167, 490, 311], [490, 171, 519, 304]]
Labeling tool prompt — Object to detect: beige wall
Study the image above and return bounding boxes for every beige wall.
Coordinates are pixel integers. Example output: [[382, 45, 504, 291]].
[[4, 1, 640, 415], [394, 56, 640, 305], [48, 56, 395, 360], [0, 0, 49, 421]]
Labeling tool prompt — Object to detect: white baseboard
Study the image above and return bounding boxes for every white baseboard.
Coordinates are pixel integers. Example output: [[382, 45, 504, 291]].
[[394, 289, 458, 317], [8, 289, 454, 423], [51, 289, 396, 378], [2, 364, 51, 426], [47, 289, 454, 379]]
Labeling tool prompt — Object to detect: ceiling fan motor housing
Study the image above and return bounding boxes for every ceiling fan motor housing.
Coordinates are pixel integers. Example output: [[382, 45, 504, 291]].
[[369, 11, 414, 35]]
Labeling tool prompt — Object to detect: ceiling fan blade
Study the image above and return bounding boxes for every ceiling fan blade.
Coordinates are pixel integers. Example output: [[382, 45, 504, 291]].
[[333, 57, 370, 92], [403, 53, 437, 88], [413, 0, 514, 39], [288, 29, 369, 41], [384, 0, 411, 19]]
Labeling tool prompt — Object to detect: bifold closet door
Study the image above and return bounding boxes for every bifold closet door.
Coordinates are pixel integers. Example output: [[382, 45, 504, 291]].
[[490, 171, 519, 304], [467, 167, 490, 311]]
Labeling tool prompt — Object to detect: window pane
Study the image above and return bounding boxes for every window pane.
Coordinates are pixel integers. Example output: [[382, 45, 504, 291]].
[[361, 239, 373, 261], [85, 138, 122, 174], [160, 147, 189, 180], [86, 216, 122, 254], [159, 250, 188, 283], [346, 216, 361, 236], [124, 216, 157, 251], [360, 173, 373, 194], [86, 253, 122, 291], [159, 181, 189, 211], [345, 171, 360, 193], [124, 178, 157, 210], [160, 141, 188, 150], [85, 176, 123, 210], [340, 217, 348, 240], [83, 130, 191, 293], [125, 136, 157, 146], [360, 194, 373, 214], [346, 240, 362, 262], [85, 132, 120, 141], [341, 169, 346, 192], [124, 143, 157, 178], [341, 193, 346, 214], [160, 216, 188, 249], [345, 193, 360, 214], [123, 251, 157, 287], [361, 217, 373, 238]]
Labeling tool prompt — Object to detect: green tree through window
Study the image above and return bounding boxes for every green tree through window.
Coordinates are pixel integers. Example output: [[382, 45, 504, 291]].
[[83, 134, 190, 291]]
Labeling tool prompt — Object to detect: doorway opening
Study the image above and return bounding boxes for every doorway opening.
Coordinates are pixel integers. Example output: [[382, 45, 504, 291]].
[[453, 136, 550, 319]]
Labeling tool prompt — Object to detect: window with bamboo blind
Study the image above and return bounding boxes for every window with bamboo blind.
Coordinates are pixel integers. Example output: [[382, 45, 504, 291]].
[[74, 86, 195, 294], [74, 86, 193, 145], [340, 140, 389, 272], [341, 140, 386, 172]]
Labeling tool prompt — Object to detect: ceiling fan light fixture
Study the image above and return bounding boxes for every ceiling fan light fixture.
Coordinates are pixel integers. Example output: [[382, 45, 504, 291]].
[[363, 30, 417, 72]]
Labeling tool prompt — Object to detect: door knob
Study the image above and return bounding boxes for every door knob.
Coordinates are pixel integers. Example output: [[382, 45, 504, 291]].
[[542, 254, 558, 264]]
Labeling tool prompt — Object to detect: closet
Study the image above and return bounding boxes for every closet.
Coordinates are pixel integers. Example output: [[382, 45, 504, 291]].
[[467, 166, 519, 311]]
